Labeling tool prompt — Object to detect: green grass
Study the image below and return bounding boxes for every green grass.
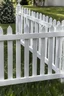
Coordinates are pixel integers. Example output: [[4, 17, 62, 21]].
[[23, 5, 64, 21], [0, 24, 15, 34]]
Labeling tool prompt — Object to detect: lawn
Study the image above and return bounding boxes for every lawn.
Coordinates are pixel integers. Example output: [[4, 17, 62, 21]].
[[23, 5, 64, 21], [0, 24, 15, 34]]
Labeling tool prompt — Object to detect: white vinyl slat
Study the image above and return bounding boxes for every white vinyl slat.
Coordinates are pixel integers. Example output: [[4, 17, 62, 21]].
[[62, 38, 64, 73], [49, 26, 54, 64], [30, 11, 33, 47], [32, 12, 38, 76], [32, 39, 37, 76], [35, 15, 38, 51], [16, 3, 21, 34], [16, 40, 21, 78], [7, 26, 13, 79], [45, 32, 48, 58], [43, 15, 45, 21], [45, 16, 48, 58], [40, 38, 45, 75], [39, 13, 42, 53], [61, 38, 64, 82], [24, 39, 29, 77], [55, 37, 59, 68], [39, 27, 46, 53], [21, 7, 23, 34], [0, 27, 4, 80], [24, 9, 26, 33], [26, 9, 29, 27], [24, 24, 29, 77], [31, 20, 33, 47], [55, 25, 62, 68], [58, 38, 62, 70], [48, 37, 53, 74], [21, 13, 23, 34], [55, 37, 62, 69]]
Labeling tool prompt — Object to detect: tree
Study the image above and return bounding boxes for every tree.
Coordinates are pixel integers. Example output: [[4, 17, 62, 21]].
[[20, 0, 28, 5]]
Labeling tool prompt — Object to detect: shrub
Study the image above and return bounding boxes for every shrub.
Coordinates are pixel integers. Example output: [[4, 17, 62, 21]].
[[0, 1, 15, 24], [20, 0, 28, 5]]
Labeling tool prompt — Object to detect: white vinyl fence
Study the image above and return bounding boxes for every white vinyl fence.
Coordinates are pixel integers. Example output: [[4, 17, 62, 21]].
[[0, 25, 64, 86], [16, 3, 64, 82], [0, 3, 64, 86]]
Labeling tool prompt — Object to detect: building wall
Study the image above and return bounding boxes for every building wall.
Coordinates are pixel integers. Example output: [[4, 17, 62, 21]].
[[45, 0, 64, 6], [0, 0, 3, 4], [0, 0, 15, 4]]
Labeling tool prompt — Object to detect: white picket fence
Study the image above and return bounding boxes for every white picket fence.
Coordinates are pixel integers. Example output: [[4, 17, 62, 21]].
[[0, 25, 64, 86], [16, 4, 64, 82], [0, 3, 64, 86]]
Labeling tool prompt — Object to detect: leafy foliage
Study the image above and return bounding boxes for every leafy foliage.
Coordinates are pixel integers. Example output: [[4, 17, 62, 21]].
[[20, 0, 28, 5], [0, 0, 15, 24]]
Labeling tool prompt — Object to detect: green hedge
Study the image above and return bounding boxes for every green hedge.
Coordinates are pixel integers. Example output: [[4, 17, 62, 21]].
[[20, 0, 28, 5], [0, 1, 15, 24]]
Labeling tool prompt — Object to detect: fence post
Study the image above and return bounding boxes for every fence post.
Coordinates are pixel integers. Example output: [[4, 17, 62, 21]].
[[61, 20, 64, 82], [16, 0, 21, 78], [16, 0, 21, 34]]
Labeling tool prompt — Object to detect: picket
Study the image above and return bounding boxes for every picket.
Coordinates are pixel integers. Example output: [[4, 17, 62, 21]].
[[39, 13, 42, 53], [40, 27, 46, 75], [24, 25, 29, 77], [30, 11, 34, 47], [32, 38, 37, 76], [49, 17, 53, 24], [55, 25, 62, 68], [7, 26, 13, 79], [49, 26, 55, 64], [16, 3, 21, 34], [48, 26, 54, 74], [43, 15, 46, 21], [24, 9, 26, 33], [0, 27, 4, 80]]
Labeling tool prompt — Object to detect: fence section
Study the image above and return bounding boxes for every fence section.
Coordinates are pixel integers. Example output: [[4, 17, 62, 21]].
[[0, 3, 64, 86], [0, 25, 63, 86], [16, 4, 64, 74]]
